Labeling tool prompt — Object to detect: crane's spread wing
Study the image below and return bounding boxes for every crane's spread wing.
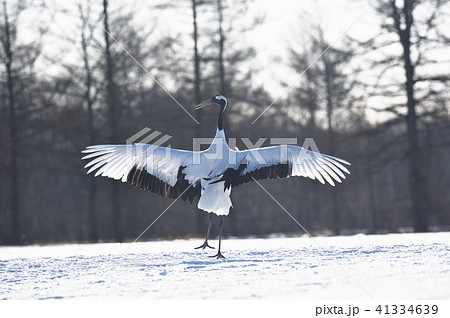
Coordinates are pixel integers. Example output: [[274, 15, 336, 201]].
[[81, 144, 201, 203], [219, 145, 350, 188]]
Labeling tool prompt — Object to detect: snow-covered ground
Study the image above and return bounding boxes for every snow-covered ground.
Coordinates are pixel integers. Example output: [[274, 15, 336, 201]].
[[0, 232, 449, 300]]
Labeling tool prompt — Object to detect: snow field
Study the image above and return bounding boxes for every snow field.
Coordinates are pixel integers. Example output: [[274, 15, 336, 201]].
[[0, 232, 449, 300]]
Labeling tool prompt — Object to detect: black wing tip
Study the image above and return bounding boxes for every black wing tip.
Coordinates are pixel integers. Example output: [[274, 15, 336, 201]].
[[127, 164, 200, 204]]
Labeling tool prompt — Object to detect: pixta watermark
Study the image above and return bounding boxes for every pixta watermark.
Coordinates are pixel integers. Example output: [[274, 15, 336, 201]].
[[126, 127, 324, 168]]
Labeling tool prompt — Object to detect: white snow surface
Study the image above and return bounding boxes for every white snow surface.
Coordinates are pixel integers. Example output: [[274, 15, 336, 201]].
[[0, 232, 449, 300]]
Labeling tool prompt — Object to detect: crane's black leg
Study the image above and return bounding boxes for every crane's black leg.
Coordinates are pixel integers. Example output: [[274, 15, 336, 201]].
[[195, 213, 215, 250], [209, 216, 225, 259]]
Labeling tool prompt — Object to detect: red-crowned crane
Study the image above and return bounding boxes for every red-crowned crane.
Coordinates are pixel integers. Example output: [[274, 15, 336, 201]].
[[82, 95, 350, 258]]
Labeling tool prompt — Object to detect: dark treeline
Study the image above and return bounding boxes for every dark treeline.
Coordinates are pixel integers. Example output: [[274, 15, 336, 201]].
[[1, 0, 449, 245]]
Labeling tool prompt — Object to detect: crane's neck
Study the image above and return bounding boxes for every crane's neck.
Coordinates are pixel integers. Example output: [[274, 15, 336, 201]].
[[217, 100, 227, 131]]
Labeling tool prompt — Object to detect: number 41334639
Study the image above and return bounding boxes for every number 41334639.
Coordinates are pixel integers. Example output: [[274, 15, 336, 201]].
[[375, 305, 438, 315]]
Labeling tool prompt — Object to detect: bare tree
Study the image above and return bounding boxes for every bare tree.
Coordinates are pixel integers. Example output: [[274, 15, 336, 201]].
[[216, 0, 225, 97], [103, 0, 123, 242], [190, 0, 207, 235], [2, 0, 448, 245], [1, 1, 42, 244], [358, 0, 450, 232], [289, 25, 359, 234], [1, 1, 20, 243], [78, 1, 98, 242], [207, 0, 262, 235]]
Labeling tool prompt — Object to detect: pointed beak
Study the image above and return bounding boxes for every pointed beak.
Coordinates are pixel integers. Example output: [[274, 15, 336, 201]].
[[194, 99, 212, 110]]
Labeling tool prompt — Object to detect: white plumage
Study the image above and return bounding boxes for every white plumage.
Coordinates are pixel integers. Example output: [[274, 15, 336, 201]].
[[81, 95, 350, 258]]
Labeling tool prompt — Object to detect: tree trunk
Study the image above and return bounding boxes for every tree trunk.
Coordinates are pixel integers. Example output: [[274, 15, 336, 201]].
[[3, 1, 21, 244], [192, 0, 204, 236], [368, 171, 378, 234], [192, 0, 201, 109], [216, 0, 237, 236], [79, 4, 98, 242], [103, 0, 123, 242], [392, 0, 428, 232], [216, 0, 228, 131], [217, 0, 226, 98], [323, 54, 340, 235]]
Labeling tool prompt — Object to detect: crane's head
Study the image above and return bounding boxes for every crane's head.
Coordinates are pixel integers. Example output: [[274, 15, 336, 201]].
[[194, 94, 227, 111]]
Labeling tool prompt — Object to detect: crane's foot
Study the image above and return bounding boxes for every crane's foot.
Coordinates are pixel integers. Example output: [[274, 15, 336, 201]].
[[209, 251, 225, 259], [194, 240, 215, 250]]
